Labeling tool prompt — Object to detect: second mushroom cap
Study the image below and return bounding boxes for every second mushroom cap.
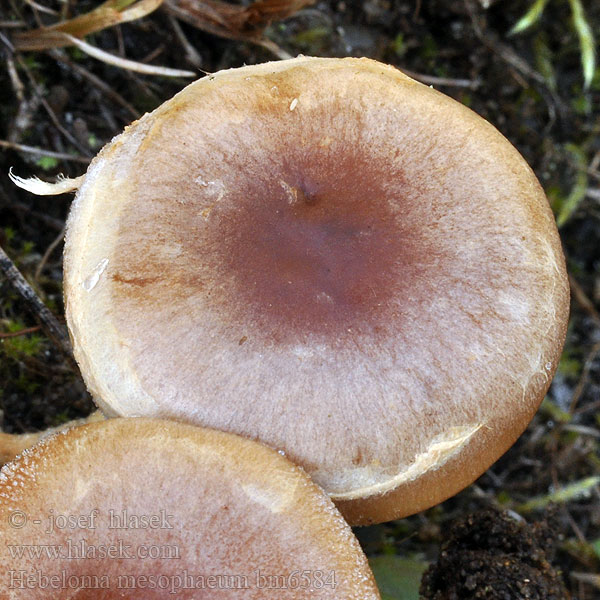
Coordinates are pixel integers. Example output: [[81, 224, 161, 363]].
[[0, 418, 379, 598]]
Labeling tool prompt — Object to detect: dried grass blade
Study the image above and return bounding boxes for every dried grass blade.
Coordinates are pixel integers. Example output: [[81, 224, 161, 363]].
[[14, 0, 165, 51], [164, 0, 314, 40], [61, 34, 197, 77]]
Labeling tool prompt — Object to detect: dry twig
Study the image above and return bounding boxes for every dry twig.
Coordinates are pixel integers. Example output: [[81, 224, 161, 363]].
[[0, 325, 41, 338], [49, 49, 141, 120], [0, 243, 75, 370], [34, 225, 66, 281], [0, 139, 90, 164]]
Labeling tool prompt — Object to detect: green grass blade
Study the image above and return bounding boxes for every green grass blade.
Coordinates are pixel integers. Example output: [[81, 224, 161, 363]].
[[534, 34, 557, 91], [509, 0, 551, 35], [556, 143, 589, 227], [568, 0, 596, 89], [517, 475, 600, 512]]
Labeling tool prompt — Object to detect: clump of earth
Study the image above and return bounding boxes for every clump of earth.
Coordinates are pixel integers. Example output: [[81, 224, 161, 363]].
[[420, 508, 569, 600]]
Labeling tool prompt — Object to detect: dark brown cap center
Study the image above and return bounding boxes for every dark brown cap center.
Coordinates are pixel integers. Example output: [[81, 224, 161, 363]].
[[203, 171, 409, 344]]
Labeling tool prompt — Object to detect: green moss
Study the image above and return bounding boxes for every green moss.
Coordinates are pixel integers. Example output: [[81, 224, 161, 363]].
[[392, 34, 406, 58], [291, 27, 330, 50], [14, 372, 40, 395], [496, 490, 513, 505], [556, 351, 583, 379], [3, 227, 15, 243], [540, 397, 572, 423], [35, 156, 60, 171], [1, 321, 45, 360], [422, 34, 438, 65], [52, 410, 73, 425]]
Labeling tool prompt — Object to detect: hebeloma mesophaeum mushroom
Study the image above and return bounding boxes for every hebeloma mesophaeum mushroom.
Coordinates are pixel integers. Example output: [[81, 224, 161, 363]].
[[13, 56, 570, 524], [0, 418, 380, 598]]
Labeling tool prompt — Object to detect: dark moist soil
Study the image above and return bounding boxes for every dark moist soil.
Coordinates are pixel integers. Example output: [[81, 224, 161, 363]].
[[420, 508, 570, 600], [1, 1, 599, 599]]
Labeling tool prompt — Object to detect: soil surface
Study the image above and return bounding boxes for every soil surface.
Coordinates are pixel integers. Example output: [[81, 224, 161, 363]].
[[420, 508, 569, 599]]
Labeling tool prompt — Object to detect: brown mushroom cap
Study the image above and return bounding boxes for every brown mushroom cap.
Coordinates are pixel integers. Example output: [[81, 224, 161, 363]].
[[63, 56, 569, 524], [0, 418, 379, 598]]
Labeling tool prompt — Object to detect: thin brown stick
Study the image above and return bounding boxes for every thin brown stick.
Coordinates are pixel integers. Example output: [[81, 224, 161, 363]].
[[49, 49, 141, 120], [573, 398, 600, 416], [0, 325, 41, 338], [569, 341, 600, 414], [0, 20, 26, 27], [168, 14, 203, 68], [14, 54, 94, 158], [463, 0, 570, 121], [5, 54, 43, 144], [35, 225, 66, 281], [0, 243, 76, 370], [0, 139, 91, 164], [61, 34, 196, 77], [5, 56, 25, 103], [401, 68, 481, 90], [22, 0, 58, 15], [463, 0, 544, 85], [255, 37, 292, 60], [569, 273, 600, 326], [0, 196, 65, 232]]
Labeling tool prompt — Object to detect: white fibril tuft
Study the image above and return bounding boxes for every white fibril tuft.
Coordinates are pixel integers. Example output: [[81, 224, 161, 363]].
[[8, 167, 84, 196]]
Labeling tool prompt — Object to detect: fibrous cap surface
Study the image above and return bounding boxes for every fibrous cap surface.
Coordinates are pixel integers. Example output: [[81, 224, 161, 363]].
[[64, 56, 569, 524], [0, 418, 379, 598]]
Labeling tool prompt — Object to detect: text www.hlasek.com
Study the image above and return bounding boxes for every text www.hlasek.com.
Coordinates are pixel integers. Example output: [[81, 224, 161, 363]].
[[6, 538, 179, 560]]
